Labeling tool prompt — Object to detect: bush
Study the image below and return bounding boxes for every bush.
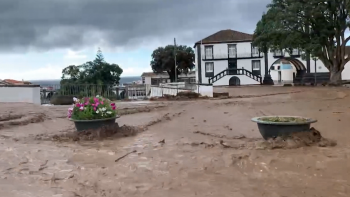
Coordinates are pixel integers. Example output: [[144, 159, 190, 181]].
[[50, 95, 75, 105], [68, 96, 117, 120]]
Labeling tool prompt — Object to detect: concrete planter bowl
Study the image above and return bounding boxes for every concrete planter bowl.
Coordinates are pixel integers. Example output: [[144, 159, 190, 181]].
[[70, 116, 120, 132], [251, 116, 317, 140]]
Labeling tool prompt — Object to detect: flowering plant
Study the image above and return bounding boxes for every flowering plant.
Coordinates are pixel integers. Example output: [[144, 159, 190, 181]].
[[67, 95, 117, 120]]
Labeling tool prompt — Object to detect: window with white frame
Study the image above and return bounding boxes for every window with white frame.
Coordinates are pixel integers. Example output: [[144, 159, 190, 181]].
[[274, 49, 282, 56], [228, 44, 237, 57], [252, 60, 261, 70], [205, 62, 214, 73], [252, 46, 259, 55], [205, 46, 213, 59], [252, 60, 261, 75]]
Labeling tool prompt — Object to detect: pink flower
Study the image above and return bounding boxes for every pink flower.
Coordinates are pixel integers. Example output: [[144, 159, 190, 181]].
[[67, 108, 73, 118], [95, 102, 99, 106], [76, 103, 81, 107], [79, 106, 84, 110], [112, 106, 116, 110], [94, 107, 97, 111], [110, 103, 115, 106], [101, 101, 104, 104]]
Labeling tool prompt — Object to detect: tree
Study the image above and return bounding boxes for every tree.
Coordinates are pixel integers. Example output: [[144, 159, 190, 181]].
[[61, 48, 123, 85], [150, 45, 195, 82], [253, 0, 350, 85]]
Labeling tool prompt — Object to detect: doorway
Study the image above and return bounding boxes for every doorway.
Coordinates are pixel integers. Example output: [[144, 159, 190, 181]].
[[278, 71, 282, 83], [229, 76, 240, 86], [228, 59, 237, 75]]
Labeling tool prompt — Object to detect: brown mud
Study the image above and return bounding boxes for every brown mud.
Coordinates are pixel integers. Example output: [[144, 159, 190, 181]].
[[0, 86, 350, 197]]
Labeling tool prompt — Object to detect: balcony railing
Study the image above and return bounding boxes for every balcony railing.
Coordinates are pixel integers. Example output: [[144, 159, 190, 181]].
[[202, 52, 263, 60]]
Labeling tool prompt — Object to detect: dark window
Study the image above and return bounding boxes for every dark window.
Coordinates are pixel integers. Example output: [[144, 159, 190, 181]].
[[252, 60, 261, 76], [204, 46, 213, 59], [205, 62, 214, 77], [142, 77, 145, 84], [151, 78, 165, 85]]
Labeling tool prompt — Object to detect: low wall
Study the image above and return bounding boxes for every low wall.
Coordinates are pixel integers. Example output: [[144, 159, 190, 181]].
[[150, 84, 213, 97], [0, 85, 41, 104], [150, 86, 189, 97], [196, 84, 213, 97]]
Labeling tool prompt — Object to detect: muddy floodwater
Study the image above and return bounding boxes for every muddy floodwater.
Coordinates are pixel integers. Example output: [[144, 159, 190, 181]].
[[1, 86, 350, 197]]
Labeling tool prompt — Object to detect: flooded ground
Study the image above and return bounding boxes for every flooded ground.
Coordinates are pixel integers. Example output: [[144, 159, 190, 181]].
[[1, 86, 350, 196]]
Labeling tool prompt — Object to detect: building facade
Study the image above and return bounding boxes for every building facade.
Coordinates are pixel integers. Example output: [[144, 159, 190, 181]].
[[194, 29, 350, 86], [141, 71, 196, 86]]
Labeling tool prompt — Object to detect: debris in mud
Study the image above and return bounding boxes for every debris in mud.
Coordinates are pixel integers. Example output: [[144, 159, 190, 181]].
[[0, 113, 45, 129], [193, 131, 246, 140], [255, 127, 337, 150], [115, 150, 137, 162], [213, 92, 229, 98], [117, 106, 165, 115], [36, 113, 173, 142], [150, 92, 208, 101], [39, 124, 142, 142], [0, 114, 23, 121]]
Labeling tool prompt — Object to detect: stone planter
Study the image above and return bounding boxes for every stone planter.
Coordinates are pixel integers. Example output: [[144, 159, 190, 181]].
[[71, 116, 119, 132], [251, 116, 317, 140]]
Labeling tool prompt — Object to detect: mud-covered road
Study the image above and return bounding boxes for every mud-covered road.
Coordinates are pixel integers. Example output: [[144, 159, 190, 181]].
[[1, 86, 350, 197]]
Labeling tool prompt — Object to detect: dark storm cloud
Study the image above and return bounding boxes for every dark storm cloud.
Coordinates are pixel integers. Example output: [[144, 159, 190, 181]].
[[0, 0, 270, 52]]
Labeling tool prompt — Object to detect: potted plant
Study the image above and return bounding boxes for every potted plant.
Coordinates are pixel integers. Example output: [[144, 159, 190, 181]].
[[67, 95, 119, 131], [251, 116, 317, 140]]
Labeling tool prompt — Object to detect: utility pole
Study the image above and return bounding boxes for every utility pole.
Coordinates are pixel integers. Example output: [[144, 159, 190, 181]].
[[174, 38, 177, 82]]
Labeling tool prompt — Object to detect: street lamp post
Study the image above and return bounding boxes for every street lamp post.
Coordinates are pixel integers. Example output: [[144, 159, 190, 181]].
[[174, 38, 177, 82], [313, 57, 317, 85]]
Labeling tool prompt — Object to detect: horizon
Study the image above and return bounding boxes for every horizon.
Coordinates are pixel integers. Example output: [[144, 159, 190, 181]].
[[28, 75, 141, 81]]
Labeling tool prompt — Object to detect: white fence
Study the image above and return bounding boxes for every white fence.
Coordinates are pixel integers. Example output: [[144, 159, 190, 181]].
[[0, 85, 41, 104], [150, 83, 213, 97]]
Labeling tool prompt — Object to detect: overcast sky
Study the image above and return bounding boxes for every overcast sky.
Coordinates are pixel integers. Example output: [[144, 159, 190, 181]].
[[0, 0, 270, 80]]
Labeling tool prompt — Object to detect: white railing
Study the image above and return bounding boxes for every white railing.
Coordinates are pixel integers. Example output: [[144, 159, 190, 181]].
[[201, 52, 262, 59]]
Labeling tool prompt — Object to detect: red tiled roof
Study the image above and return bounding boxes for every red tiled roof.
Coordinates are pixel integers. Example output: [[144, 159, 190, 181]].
[[3, 79, 23, 84], [195, 29, 253, 47]]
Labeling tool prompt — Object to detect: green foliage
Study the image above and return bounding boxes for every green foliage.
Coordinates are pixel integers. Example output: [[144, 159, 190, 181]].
[[253, 0, 350, 84], [150, 45, 195, 82], [69, 96, 117, 120], [61, 48, 123, 85]]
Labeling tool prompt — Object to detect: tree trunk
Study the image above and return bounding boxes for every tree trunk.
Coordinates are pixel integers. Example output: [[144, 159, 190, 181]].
[[167, 70, 175, 82], [329, 69, 342, 86]]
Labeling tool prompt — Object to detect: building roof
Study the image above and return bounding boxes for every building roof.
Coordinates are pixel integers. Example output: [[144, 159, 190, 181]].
[[194, 29, 253, 47], [3, 79, 23, 84], [141, 71, 195, 77]]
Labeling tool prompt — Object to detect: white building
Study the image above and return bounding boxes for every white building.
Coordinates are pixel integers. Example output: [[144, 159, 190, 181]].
[[194, 29, 350, 86], [270, 60, 296, 84], [141, 71, 196, 85]]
